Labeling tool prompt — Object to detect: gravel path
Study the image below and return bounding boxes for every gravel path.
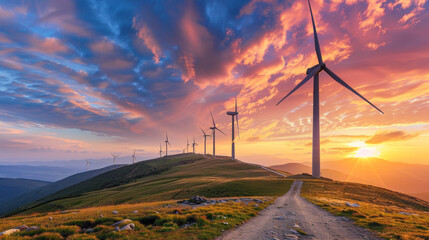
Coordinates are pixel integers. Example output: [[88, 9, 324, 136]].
[[217, 180, 381, 240]]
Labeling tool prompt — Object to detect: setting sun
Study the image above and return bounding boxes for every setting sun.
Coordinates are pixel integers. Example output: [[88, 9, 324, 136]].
[[354, 146, 380, 158]]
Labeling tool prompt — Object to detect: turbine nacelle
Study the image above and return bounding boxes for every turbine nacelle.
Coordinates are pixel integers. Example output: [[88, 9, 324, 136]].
[[226, 111, 238, 115]]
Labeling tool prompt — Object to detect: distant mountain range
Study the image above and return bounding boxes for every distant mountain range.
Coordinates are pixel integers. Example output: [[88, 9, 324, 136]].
[[0, 164, 125, 216], [270, 158, 429, 201], [0, 178, 50, 204], [0, 165, 82, 182]]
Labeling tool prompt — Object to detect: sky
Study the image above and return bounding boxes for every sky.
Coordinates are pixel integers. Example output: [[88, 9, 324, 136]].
[[0, 0, 428, 166]]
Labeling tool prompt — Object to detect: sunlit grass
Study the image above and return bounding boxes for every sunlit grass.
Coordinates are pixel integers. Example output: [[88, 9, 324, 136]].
[[0, 198, 274, 239], [301, 180, 429, 239]]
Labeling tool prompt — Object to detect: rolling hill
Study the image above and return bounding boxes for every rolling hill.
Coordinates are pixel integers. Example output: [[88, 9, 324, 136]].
[[13, 154, 291, 215], [0, 178, 50, 204], [269, 162, 368, 183], [271, 158, 429, 199], [0, 165, 125, 216], [0, 165, 82, 182]]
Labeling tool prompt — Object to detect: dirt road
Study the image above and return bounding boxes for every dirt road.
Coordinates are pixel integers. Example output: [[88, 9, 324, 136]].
[[217, 180, 380, 240]]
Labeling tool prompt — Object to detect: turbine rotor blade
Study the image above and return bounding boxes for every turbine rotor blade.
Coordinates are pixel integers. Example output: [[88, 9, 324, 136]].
[[324, 67, 384, 114], [209, 109, 216, 127], [277, 65, 322, 105], [216, 127, 226, 135], [308, 0, 323, 64], [235, 96, 237, 112]]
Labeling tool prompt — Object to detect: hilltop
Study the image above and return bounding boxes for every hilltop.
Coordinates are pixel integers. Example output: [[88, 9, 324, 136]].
[[14, 154, 291, 215], [0, 178, 50, 205]]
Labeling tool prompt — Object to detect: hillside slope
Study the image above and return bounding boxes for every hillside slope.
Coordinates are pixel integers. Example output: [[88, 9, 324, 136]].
[[269, 162, 367, 183], [0, 164, 125, 216], [322, 158, 429, 193], [0, 165, 82, 182], [18, 154, 291, 214], [0, 178, 50, 204], [300, 179, 429, 239]]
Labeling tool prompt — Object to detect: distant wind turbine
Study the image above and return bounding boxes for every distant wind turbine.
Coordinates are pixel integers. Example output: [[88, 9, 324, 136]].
[[192, 137, 198, 153], [209, 110, 225, 157], [165, 131, 171, 156], [111, 153, 119, 164], [201, 127, 210, 155], [226, 97, 239, 160], [186, 138, 190, 153], [276, 0, 384, 178], [132, 149, 136, 164], [159, 143, 164, 158], [86, 160, 91, 170]]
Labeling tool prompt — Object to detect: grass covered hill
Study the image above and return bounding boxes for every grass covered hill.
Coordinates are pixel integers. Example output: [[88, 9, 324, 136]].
[[16, 154, 292, 215]]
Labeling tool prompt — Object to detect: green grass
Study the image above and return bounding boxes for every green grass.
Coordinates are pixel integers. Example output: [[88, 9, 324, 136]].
[[300, 179, 429, 240], [0, 198, 274, 240], [17, 154, 292, 214]]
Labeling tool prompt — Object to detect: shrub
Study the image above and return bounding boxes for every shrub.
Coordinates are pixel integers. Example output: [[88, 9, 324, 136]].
[[67, 234, 99, 240], [154, 217, 168, 226], [33, 232, 63, 240], [95, 217, 119, 226], [172, 216, 186, 226], [54, 225, 80, 237], [18, 228, 45, 237], [367, 221, 384, 231], [205, 213, 214, 220], [186, 215, 198, 223], [139, 215, 160, 226], [64, 220, 96, 229]]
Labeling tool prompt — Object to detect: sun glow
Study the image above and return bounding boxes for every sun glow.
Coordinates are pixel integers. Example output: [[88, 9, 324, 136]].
[[350, 141, 380, 158]]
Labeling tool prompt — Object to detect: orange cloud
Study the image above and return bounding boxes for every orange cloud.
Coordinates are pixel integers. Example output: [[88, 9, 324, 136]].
[[31, 37, 68, 54], [133, 18, 163, 63], [365, 130, 421, 144]]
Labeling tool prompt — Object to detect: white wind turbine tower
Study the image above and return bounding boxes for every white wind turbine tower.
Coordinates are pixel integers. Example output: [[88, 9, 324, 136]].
[[159, 144, 164, 158], [86, 160, 91, 170], [276, 0, 383, 178], [192, 137, 198, 153], [132, 149, 136, 164], [111, 153, 119, 164], [186, 138, 190, 153], [165, 131, 171, 156], [226, 97, 239, 160], [209, 110, 225, 157], [201, 128, 210, 155]]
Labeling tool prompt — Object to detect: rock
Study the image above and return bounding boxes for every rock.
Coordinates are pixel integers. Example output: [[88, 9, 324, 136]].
[[284, 234, 299, 240], [26, 226, 39, 232], [345, 202, 360, 207], [254, 199, 263, 203], [399, 211, 411, 215], [293, 223, 300, 228], [48, 217, 53, 220], [132, 210, 138, 213], [222, 222, 229, 225], [112, 211, 118, 214], [0, 229, 20, 236], [85, 229, 95, 233], [240, 198, 252, 202], [113, 219, 132, 226], [274, 216, 286, 220], [189, 195, 208, 204], [341, 216, 351, 222], [289, 229, 300, 235], [119, 223, 135, 231], [254, 204, 259, 207], [100, 214, 104, 218], [15, 225, 28, 231]]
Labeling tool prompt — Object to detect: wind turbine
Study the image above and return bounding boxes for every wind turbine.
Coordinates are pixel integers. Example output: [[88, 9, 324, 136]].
[[192, 137, 198, 153], [111, 153, 119, 164], [226, 97, 239, 160], [209, 110, 226, 157], [201, 127, 210, 155], [159, 144, 164, 158], [165, 131, 170, 156], [276, 0, 384, 178], [186, 138, 190, 153], [132, 149, 136, 164], [86, 160, 91, 170]]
